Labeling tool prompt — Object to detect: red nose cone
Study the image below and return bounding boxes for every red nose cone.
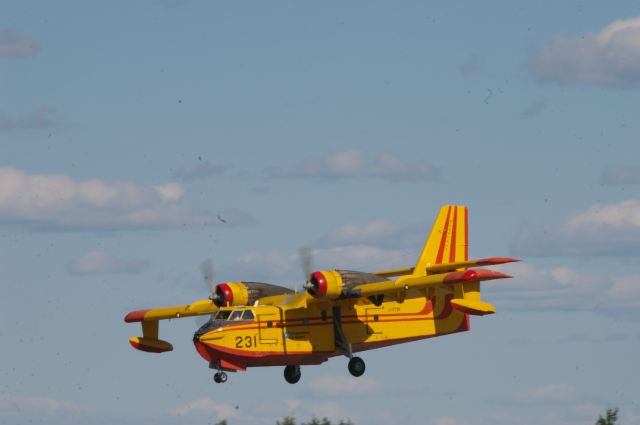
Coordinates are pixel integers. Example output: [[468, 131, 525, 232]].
[[216, 283, 234, 307], [308, 272, 328, 298]]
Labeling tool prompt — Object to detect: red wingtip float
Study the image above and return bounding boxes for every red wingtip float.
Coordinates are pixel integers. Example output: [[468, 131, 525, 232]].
[[124, 205, 517, 384]]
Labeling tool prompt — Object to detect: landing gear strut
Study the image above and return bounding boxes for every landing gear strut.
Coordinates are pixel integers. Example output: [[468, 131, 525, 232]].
[[213, 371, 228, 383], [348, 357, 365, 377], [283, 365, 301, 384], [333, 306, 366, 378]]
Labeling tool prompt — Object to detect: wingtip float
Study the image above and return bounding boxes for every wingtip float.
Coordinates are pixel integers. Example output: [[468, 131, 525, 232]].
[[124, 205, 517, 384]]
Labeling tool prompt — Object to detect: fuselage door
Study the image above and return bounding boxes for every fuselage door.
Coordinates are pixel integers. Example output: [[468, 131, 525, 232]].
[[365, 307, 383, 335], [258, 311, 282, 345]]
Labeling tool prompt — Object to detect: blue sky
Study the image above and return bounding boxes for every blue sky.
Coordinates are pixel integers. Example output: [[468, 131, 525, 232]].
[[2, 1, 640, 424]]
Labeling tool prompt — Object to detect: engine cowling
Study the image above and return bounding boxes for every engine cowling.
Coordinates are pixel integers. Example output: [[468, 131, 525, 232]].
[[305, 271, 344, 299], [213, 281, 292, 307], [305, 270, 389, 300]]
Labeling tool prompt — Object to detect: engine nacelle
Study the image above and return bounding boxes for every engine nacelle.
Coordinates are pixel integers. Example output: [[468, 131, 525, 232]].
[[305, 270, 389, 300], [213, 281, 292, 307], [305, 271, 344, 299]]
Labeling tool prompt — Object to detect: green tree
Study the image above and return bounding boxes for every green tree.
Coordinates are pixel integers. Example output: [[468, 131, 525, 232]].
[[595, 408, 618, 425], [277, 417, 296, 425], [214, 420, 227, 425]]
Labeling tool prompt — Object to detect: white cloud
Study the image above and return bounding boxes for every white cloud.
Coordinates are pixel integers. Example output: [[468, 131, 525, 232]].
[[265, 149, 441, 182], [489, 262, 640, 312], [169, 398, 237, 417], [0, 30, 38, 58], [153, 182, 183, 202], [532, 16, 640, 88], [567, 200, 640, 229], [319, 219, 425, 250], [515, 384, 577, 403], [317, 245, 411, 271], [0, 167, 220, 231], [602, 165, 640, 185], [0, 394, 87, 415], [309, 375, 383, 397], [232, 250, 298, 280], [68, 250, 149, 275], [512, 200, 640, 256], [225, 244, 411, 284]]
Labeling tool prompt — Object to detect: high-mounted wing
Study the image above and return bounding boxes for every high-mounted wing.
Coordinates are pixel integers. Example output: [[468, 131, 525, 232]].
[[124, 302, 218, 353], [124, 281, 293, 353]]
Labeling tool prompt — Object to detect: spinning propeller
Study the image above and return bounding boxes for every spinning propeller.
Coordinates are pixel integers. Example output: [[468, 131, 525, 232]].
[[299, 246, 313, 294]]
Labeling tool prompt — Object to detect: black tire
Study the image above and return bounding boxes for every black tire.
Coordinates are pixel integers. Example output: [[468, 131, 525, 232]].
[[213, 373, 221, 383], [219, 372, 228, 383], [283, 365, 301, 384], [348, 357, 365, 377]]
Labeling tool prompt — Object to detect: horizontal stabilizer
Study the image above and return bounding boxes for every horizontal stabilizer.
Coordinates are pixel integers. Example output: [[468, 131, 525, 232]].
[[372, 257, 519, 277], [129, 337, 173, 353], [356, 269, 512, 298], [450, 299, 495, 316], [442, 269, 512, 284], [426, 257, 519, 274]]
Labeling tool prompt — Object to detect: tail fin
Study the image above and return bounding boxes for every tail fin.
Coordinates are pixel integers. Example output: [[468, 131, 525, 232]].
[[414, 205, 468, 276]]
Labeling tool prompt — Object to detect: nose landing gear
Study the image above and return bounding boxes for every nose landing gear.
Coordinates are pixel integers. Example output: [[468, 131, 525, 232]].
[[213, 371, 228, 383]]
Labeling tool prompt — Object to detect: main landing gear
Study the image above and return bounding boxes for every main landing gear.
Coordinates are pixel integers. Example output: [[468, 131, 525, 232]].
[[284, 365, 301, 384], [213, 371, 228, 383], [348, 357, 365, 377]]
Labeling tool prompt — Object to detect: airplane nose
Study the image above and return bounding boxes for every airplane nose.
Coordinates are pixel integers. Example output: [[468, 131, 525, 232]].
[[193, 334, 200, 343], [194, 340, 214, 362]]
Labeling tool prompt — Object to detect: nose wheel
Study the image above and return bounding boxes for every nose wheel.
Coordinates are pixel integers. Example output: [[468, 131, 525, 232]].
[[213, 371, 228, 383], [348, 357, 365, 377], [283, 365, 301, 384]]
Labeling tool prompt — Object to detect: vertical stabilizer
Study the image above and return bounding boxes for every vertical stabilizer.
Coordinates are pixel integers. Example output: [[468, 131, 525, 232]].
[[413, 205, 468, 276]]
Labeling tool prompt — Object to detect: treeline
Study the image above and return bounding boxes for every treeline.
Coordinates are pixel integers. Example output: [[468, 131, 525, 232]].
[[214, 418, 353, 425], [214, 407, 622, 425]]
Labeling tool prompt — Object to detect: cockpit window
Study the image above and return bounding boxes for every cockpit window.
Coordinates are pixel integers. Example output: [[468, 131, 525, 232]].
[[229, 310, 244, 321], [241, 310, 255, 321], [217, 310, 231, 321]]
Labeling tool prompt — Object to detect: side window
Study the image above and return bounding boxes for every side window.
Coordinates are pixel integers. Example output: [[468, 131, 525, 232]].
[[242, 310, 255, 321], [229, 310, 243, 321], [217, 310, 231, 321]]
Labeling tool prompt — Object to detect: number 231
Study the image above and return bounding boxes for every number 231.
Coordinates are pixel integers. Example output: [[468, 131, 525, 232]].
[[235, 335, 257, 348]]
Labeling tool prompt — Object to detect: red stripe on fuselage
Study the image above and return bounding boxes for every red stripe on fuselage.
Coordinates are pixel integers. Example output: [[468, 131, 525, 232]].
[[195, 321, 469, 368]]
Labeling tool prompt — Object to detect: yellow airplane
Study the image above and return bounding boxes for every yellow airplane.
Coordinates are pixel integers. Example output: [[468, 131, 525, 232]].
[[125, 205, 517, 384]]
